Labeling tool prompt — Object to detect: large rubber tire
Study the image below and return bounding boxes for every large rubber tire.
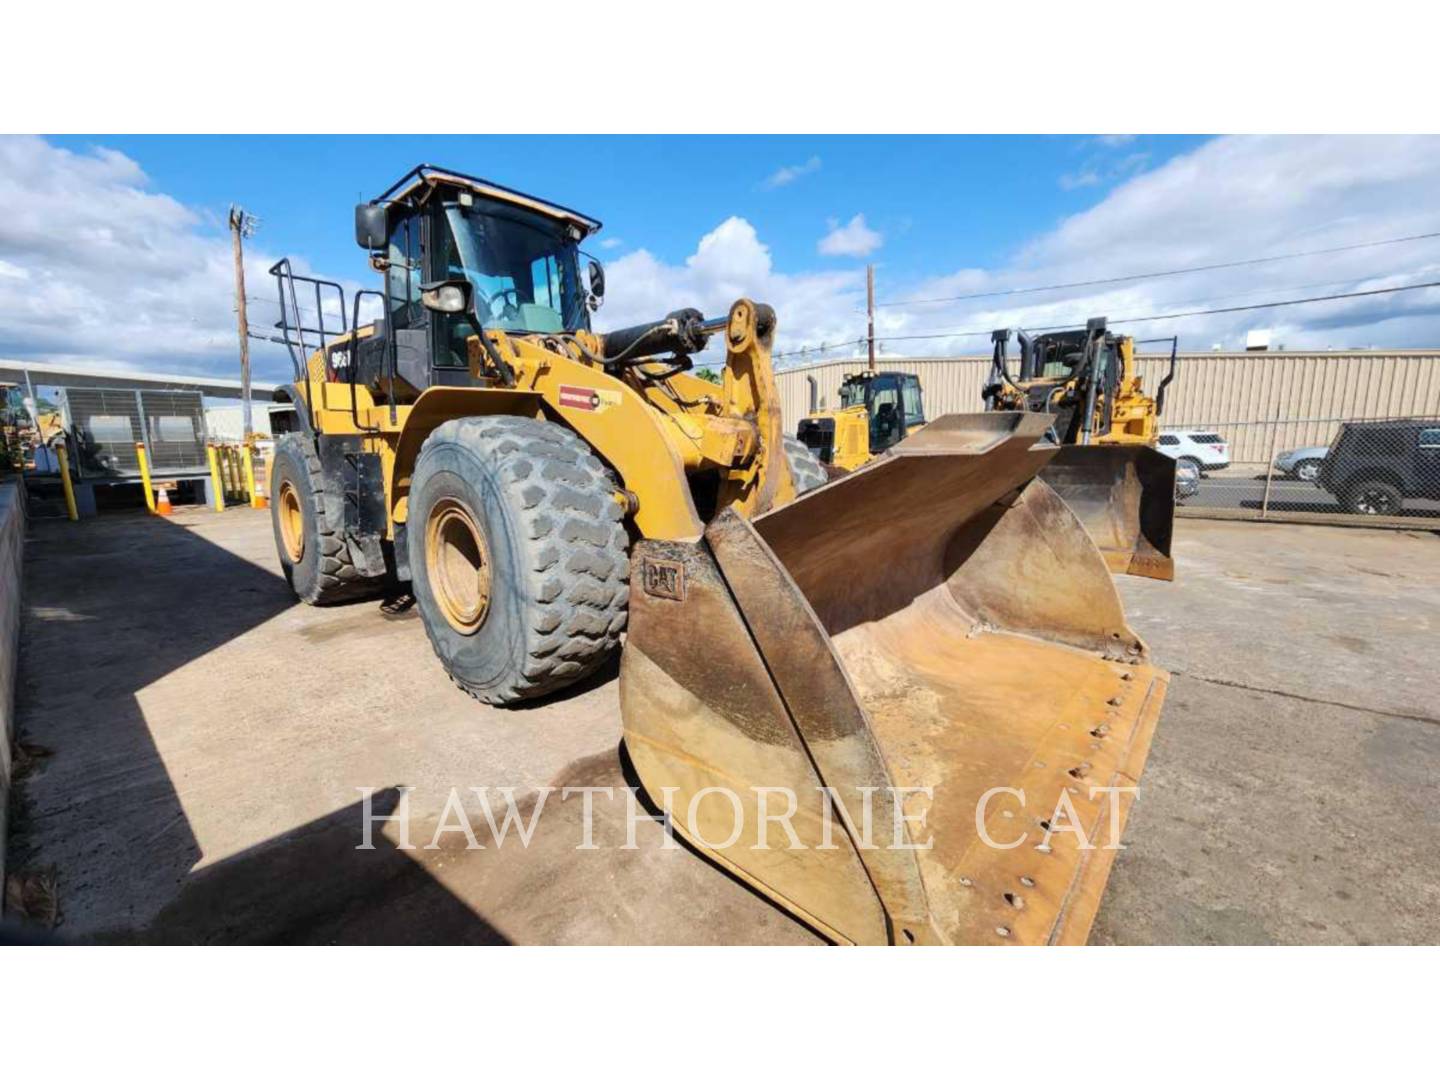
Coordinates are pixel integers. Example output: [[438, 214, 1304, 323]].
[[1343, 479, 1403, 516], [783, 435, 828, 494], [409, 416, 629, 705], [270, 434, 379, 605]]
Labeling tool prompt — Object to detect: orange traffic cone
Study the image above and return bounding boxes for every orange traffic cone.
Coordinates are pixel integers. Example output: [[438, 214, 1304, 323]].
[[155, 486, 173, 516]]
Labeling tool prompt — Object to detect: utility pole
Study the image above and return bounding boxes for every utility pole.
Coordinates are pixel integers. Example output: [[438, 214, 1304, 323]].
[[866, 264, 876, 371], [228, 206, 258, 438]]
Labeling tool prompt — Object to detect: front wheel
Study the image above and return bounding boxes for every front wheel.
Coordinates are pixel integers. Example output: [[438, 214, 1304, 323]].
[[1294, 459, 1321, 483], [408, 416, 629, 705]]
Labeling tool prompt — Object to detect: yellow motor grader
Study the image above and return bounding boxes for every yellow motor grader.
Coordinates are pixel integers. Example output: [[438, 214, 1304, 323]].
[[268, 165, 1167, 945], [984, 319, 1180, 580]]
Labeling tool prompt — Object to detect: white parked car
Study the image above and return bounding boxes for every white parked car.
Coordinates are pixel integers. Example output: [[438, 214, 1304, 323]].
[[1156, 429, 1231, 473]]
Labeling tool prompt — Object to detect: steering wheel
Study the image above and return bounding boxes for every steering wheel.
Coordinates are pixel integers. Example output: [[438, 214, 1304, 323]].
[[479, 287, 521, 322]]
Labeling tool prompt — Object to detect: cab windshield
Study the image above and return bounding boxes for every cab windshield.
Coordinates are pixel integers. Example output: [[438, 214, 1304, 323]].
[[840, 379, 868, 408], [441, 198, 588, 335]]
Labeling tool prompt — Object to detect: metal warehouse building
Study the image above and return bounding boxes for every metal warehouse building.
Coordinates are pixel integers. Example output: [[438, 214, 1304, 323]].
[[775, 350, 1440, 465]]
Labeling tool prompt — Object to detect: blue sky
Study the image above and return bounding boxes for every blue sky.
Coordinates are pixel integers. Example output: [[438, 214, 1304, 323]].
[[6, 134, 1440, 383], [47, 134, 1204, 285]]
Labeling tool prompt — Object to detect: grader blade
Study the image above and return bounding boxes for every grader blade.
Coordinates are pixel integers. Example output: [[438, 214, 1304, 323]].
[[1040, 444, 1176, 581], [620, 413, 1168, 945]]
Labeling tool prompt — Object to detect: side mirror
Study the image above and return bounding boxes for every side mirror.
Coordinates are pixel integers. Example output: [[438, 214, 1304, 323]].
[[355, 203, 388, 251], [587, 258, 605, 305], [420, 279, 472, 314]]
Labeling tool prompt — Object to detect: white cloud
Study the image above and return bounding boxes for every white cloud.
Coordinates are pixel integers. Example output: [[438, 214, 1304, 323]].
[[874, 136, 1440, 356], [762, 155, 821, 189], [7, 135, 1440, 388], [1059, 169, 1101, 190], [0, 135, 347, 383], [1061, 151, 1149, 190], [818, 214, 883, 258], [595, 216, 863, 361], [602, 136, 1440, 365], [1095, 134, 1136, 147], [599, 236, 624, 250]]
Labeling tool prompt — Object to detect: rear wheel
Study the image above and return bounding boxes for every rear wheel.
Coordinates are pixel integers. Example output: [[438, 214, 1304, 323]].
[[409, 416, 629, 705], [1343, 479, 1403, 516], [783, 435, 828, 494], [270, 434, 378, 604], [1178, 455, 1203, 475]]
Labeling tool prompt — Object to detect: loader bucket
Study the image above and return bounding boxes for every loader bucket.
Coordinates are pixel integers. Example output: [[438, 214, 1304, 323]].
[[1039, 444, 1176, 581], [620, 413, 1168, 945]]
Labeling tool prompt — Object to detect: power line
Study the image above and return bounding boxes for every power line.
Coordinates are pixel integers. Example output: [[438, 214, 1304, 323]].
[[774, 278, 1440, 359], [870, 279, 1440, 345], [875, 229, 1440, 308]]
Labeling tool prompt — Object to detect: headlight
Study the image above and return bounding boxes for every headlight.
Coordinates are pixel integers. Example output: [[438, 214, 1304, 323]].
[[421, 281, 469, 314]]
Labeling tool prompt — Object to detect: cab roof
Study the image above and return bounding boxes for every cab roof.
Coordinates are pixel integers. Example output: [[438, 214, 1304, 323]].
[[374, 164, 603, 238]]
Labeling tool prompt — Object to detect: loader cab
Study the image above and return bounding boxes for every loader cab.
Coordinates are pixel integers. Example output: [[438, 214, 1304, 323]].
[[838, 371, 926, 453], [330, 165, 604, 401]]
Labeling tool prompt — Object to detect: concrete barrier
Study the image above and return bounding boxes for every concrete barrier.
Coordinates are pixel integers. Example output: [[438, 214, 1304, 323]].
[[0, 481, 27, 900]]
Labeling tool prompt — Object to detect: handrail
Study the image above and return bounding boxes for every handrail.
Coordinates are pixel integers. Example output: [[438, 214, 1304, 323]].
[[268, 259, 349, 434]]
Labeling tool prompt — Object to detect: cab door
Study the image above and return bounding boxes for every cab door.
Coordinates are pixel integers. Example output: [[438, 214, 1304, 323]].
[[866, 375, 904, 452]]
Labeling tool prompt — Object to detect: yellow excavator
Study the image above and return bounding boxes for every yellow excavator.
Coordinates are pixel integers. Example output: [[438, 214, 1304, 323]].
[[984, 319, 1179, 580], [268, 165, 1167, 945]]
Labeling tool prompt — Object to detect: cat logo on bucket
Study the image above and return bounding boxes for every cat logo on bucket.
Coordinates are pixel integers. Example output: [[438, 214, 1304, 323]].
[[558, 385, 621, 413], [642, 557, 685, 601]]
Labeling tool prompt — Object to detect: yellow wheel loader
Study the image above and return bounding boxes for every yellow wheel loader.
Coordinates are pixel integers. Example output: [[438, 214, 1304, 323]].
[[268, 166, 1167, 944], [984, 319, 1179, 580], [795, 369, 927, 471]]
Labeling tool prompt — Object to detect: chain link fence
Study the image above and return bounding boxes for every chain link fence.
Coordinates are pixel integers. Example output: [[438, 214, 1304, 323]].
[[777, 350, 1440, 529], [1173, 415, 1440, 525]]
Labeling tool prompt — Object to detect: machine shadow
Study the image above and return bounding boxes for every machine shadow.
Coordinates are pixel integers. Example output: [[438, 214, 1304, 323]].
[[127, 788, 509, 944], [9, 511, 500, 943], [1237, 498, 1344, 513]]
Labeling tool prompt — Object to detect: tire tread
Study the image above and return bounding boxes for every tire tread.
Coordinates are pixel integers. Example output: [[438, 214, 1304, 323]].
[[274, 433, 379, 605], [415, 416, 629, 705]]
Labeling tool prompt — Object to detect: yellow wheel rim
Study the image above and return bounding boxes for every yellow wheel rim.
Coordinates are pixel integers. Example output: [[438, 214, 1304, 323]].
[[278, 480, 305, 562], [425, 497, 492, 636]]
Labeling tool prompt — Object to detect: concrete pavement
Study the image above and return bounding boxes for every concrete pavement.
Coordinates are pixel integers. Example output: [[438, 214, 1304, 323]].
[[5, 506, 1438, 944]]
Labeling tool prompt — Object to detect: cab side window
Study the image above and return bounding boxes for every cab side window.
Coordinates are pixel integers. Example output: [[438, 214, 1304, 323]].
[[902, 380, 924, 426], [386, 214, 424, 329]]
